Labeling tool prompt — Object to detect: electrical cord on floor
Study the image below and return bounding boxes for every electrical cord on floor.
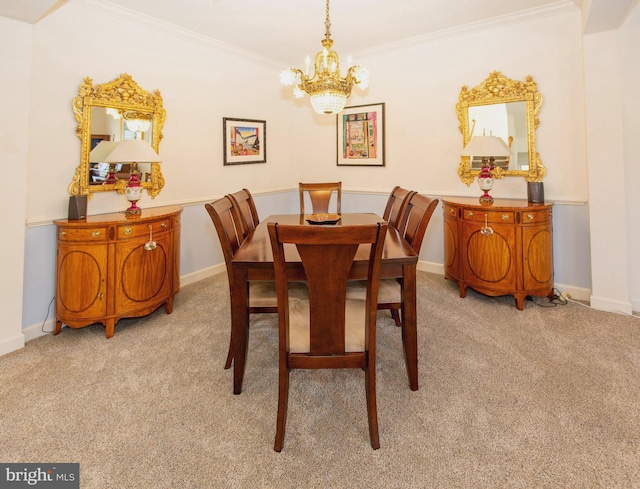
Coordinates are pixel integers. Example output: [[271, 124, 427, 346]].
[[532, 289, 640, 319], [41, 296, 55, 334], [529, 287, 568, 308]]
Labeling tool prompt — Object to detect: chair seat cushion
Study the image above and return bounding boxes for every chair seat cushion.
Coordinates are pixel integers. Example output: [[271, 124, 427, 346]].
[[288, 299, 366, 353], [346, 279, 401, 304], [249, 281, 308, 307]]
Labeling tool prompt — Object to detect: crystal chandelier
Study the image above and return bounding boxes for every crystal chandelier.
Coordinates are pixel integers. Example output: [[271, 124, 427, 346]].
[[279, 0, 369, 115]]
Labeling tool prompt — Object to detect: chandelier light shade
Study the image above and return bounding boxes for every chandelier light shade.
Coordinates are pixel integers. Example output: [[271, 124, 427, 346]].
[[279, 0, 369, 115], [125, 118, 151, 134], [461, 136, 512, 205], [104, 140, 162, 215]]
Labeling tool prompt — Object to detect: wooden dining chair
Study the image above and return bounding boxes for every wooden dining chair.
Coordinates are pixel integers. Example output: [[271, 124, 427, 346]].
[[205, 197, 305, 369], [228, 188, 260, 239], [348, 193, 439, 328], [268, 221, 388, 451], [299, 182, 342, 215], [382, 186, 416, 229]]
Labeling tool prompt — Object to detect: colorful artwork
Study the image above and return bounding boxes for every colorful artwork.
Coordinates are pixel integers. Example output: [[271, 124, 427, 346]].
[[223, 118, 266, 165], [229, 126, 260, 157], [337, 103, 385, 166], [343, 111, 377, 160]]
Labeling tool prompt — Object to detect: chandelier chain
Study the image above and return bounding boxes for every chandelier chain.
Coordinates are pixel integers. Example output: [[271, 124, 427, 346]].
[[324, 0, 331, 43]]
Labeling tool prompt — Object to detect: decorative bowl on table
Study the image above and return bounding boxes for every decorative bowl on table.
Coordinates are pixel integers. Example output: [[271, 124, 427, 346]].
[[305, 213, 342, 225]]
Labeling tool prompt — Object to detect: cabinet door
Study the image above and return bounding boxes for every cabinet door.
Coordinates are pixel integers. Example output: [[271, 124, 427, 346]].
[[56, 243, 108, 319], [443, 210, 459, 280], [522, 223, 554, 291], [114, 232, 172, 313], [461, 221, 517, 291]]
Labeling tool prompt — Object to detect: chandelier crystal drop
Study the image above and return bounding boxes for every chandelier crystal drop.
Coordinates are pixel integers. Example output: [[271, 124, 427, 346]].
[[279, 0, 369, 115]]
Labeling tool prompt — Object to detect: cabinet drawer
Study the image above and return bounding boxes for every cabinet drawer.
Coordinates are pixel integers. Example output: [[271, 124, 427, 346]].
[[117, 219, 171, 239], [462, 208, 515, 224], [58, 226, 108, 242], [443, 203, 458, 218], [520, 208, 552, 224]]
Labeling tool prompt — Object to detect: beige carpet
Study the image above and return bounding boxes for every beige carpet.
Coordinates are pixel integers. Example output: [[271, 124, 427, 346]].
[[1, 272, 639, 488]]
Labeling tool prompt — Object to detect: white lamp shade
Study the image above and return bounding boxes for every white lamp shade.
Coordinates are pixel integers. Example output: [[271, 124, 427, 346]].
[[89, 141, 120, 162], [461, 135, 511, 158], [104, 140, 161, 164]]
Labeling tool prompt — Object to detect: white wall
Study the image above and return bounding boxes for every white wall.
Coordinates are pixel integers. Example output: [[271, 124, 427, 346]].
[[619, 4, 640, 311], [583, 30, 631, 314], [0, 18, 30, 355], [8, 1, 636, 353]]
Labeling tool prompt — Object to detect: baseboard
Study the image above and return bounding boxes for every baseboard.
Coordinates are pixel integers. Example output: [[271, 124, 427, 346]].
[[24, 320, 56, 342], [417, 260, 444, 275], [589, 294, 633, 315], [555, 283, 591, 303], [0, 333, 25, 357], [180, 264, 225, 287]]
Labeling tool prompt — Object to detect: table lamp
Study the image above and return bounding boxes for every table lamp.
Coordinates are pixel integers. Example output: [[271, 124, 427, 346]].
[[461, 136, 511, 204], [89, 141, 120, 184], [104, 140, 161, 215]]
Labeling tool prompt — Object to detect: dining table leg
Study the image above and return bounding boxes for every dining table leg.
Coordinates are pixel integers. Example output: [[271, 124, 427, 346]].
[[402, 263, 419, 391], [231, 266, 250, 394]]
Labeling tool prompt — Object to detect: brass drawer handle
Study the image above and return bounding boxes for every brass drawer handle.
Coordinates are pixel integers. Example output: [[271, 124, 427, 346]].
[[501, 214, 509, 221], [124, 227, 132, 235], [92, 230, 101, 238], [449, 208, 455, 215], [527, 213, 534, 221], [161, 222, 167, 228], [60, 230, 66, 237], [467, 211, 474, 217]]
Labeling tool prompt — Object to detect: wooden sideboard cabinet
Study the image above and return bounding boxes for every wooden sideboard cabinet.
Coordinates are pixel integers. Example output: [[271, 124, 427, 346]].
[[442, 198, 553, 310], [54, 205, 182, 338]]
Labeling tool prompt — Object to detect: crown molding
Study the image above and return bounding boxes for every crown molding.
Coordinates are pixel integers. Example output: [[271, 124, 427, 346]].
[[68, 0, 283, 68], [353, 0, 580, 58]]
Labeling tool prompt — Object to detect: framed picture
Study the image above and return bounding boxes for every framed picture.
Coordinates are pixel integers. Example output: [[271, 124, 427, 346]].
[[337, 102, 385, 166], [223, 117, 266, 165]]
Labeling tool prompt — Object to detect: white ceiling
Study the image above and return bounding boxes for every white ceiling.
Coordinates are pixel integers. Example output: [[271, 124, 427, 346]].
[[100, 0, 576, 65], [1, 0, 634, 66]]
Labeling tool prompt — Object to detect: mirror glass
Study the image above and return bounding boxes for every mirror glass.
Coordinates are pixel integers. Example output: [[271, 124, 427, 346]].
[[456, 71, 545, 184], [69, 74, 166, 199]]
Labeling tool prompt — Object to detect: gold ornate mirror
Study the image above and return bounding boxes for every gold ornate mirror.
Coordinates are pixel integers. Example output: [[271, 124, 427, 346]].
[[69, 74, 166, 199], [456, 71, 545, 185]]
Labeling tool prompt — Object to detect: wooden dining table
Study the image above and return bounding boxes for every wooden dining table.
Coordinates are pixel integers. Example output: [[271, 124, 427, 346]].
[[230, 213, 420, 394]]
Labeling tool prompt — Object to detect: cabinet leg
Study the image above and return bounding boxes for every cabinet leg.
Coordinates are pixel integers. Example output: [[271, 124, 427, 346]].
[[459, 283, 467, 298], [515, 295, 525, 311], [54, 320, 62, 335], [164, 297, 174, 315], [105, 320, 115, 339]]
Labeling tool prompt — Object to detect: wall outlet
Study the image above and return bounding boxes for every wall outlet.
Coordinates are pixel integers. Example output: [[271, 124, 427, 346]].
[[560, 291, 571, 301]]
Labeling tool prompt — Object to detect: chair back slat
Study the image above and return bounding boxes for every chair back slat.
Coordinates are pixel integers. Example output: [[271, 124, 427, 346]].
[[205, 197, 244, 282], [228, 188, 260, 238], [297, 242, 358, 354], [299, 182, 342, 215], [383, 186, 417, 229], [397, 193, 439, 254]]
